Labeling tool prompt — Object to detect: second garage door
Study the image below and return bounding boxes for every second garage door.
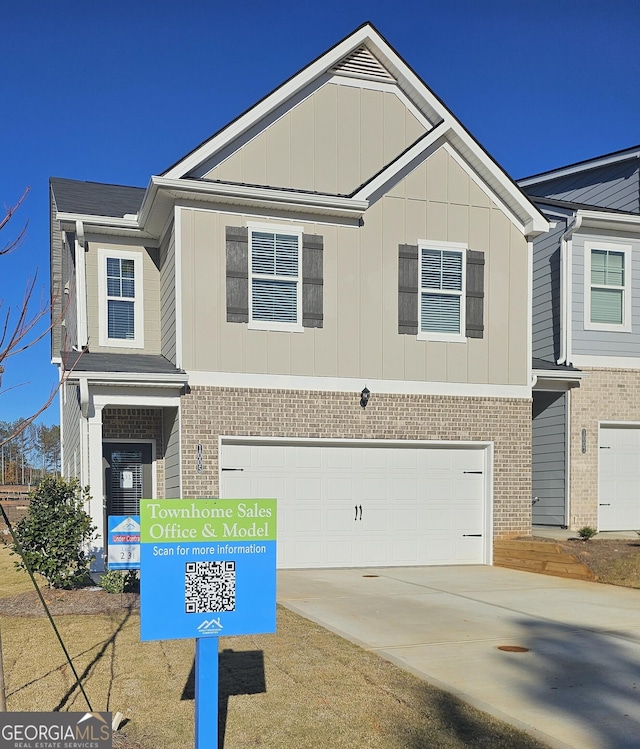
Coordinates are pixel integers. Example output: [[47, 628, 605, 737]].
[[220, 440, 490, 569], [599, 426, 640, 531]]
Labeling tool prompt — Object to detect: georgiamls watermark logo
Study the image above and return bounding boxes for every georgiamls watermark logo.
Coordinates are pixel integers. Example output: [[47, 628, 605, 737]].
[[0, 712, 111, 748]]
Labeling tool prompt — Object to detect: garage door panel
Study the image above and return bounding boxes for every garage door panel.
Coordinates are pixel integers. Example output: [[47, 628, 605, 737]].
[[599, 427, 640, 531], [222, 443, 487, 568]]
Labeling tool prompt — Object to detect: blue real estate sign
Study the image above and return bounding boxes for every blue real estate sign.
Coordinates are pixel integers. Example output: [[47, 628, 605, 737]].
[[139, 499, 277, 641]]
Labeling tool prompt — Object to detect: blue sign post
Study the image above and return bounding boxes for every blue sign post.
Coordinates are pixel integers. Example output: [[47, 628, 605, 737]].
[[139, 498, 277, 748]]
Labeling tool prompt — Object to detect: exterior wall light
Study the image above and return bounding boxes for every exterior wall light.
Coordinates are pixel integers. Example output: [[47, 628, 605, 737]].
[[360, 386, 370, 408]]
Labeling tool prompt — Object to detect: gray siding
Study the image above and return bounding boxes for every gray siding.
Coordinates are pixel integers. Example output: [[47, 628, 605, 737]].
[[62, 383, 82, 479], [532, 391, 566, 526], [160, 226, 177, 364], [61, 232, 78, 352], [526, 161, 640, 213], [163, 406, 180, 498], [571, 232, 640, 357], [532, 218, 566, 361]]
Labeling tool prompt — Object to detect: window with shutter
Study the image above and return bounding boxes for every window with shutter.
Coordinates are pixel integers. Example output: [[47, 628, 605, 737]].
[[398, 243, 483, 340], [585, 241, 631, 332], [418, 242, 466, 342], [226, 225, 323, 330], [98, 249, 144, 348]]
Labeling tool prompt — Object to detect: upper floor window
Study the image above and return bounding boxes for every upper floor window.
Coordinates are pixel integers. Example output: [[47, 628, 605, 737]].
[[585, 241, 631, 332], [248, 225, 303, 332], [418, 242, 466, 342], [98, 249, 144, 348]]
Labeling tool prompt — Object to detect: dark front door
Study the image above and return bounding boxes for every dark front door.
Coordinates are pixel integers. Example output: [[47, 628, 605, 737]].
[[103, 442, 153, 519]]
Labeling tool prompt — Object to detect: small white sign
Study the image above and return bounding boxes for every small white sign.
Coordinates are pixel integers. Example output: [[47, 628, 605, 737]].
[[121, 470, 134, 489]]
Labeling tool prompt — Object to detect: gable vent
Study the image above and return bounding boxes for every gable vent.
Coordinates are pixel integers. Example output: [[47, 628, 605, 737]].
[[331, 45, 396, 83]]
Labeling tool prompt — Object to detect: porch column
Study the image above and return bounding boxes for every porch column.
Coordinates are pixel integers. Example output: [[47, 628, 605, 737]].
[[87, 404, 105, 570]]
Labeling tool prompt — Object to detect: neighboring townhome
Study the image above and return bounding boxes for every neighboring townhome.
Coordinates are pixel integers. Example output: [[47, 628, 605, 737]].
[[50, 22, 547, 571], [520, 145, 640, 532]]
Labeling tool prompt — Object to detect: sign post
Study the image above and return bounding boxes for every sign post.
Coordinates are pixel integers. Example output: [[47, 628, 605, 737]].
[[139, 498, 277, 749]]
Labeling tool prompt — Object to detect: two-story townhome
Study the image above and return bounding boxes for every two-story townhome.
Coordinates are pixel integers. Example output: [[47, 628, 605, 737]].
[[50, 23, 547, 571], [521, 145, 640, 531]]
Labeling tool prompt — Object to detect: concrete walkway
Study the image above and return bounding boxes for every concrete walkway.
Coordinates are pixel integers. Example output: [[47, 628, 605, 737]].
[[278, 565, 640, 749]]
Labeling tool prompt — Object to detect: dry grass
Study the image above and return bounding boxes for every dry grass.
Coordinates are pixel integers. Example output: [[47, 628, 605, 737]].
[[0, 544, 550, 749], [557, 538, 640, 588]]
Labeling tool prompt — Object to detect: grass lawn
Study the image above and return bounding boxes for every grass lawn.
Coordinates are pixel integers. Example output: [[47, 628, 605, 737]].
[[0, 543, 551, 749]]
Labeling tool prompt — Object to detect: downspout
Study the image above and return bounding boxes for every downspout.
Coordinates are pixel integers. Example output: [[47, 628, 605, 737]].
[[558, 213, 583, 364], [74, 220, 89, 351]]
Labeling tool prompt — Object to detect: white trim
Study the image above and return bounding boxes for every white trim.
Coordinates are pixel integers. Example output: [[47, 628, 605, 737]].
[[219, 435, 494, 566], [528, 240, 533, 388], [187, 370, 530, 399], [583, 240, 632, 332], [97, 248, 145, 348], [174, 206, 183, 369], [65, 371, 187, 385], [75, 228, 89, 348], [566, 387, 571, 527], [417, 240, 466, 343], [569, 354, 640, 369], [92, 391, 182, 408]]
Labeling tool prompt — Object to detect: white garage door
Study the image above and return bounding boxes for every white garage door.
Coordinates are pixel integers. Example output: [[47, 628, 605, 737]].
[[220, 441, 489, 569], [599, 426, 640, 531]]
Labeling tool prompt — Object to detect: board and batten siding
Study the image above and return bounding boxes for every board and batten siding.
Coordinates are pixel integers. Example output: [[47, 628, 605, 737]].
[[85, 241, 161, 355], [571, 232, 640, 357], [526, 161, 640, 213], [180, 146, 529, 387], [162, 406, 181, 499], [203, 82, 427, 197], [160, 227, 177, 364], [62, 383, 82, 480], [532, 218, 566, 362], [532, 390, 566, 525]]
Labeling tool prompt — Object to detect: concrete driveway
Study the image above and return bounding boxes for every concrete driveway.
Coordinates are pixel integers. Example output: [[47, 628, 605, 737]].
[[278, 565, 640, 749]]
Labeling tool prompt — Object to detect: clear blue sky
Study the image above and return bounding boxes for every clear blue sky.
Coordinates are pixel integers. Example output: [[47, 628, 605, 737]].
[[2, 0, 639, 426]]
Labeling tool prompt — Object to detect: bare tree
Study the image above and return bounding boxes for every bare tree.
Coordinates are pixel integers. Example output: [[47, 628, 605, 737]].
[[0, 189, 68, 448]]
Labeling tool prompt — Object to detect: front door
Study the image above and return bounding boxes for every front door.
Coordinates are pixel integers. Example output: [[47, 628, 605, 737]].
[[103, 442, 152, 547]]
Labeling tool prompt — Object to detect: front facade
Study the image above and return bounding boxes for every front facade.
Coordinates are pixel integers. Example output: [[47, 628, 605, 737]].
[[521, 146, 640, 530], [51, 24, 547, 570]]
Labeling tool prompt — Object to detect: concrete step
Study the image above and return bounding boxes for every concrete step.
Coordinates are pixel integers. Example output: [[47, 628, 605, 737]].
[[494, 539, 595, 581]]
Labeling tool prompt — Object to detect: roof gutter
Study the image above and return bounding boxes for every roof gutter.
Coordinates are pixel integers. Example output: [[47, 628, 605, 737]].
[[558, 213, 583, 365]]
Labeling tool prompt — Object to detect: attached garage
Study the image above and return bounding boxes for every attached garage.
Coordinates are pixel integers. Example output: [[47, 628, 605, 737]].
[[599, 425, 640, 531], [220, 439, 492, 569]]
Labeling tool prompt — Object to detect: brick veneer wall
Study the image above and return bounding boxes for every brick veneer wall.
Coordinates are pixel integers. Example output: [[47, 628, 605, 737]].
[[102, 408, 165, 498], [569, 367, 640, 529], [180, 386, 532, 539]]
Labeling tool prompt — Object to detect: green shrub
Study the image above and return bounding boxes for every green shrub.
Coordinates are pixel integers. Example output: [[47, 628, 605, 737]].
[[11, 476, 96, 588], [99, 569, 139, 594], [577, 526, 598, 541]]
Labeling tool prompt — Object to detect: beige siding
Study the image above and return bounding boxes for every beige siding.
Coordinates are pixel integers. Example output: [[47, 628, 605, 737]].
[[160, 226, 177, 363], [180, 145, 529, 387], [85, 240, 161, 355], [204, 82, 427, 196]]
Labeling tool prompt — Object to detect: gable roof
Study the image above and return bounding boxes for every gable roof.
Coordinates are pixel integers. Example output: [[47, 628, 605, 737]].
[[519, 144, 640, 187], [160, 22, 547, 237]]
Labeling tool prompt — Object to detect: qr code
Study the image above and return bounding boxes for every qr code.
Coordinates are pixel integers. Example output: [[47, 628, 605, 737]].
[[185, 560, 236, 614]]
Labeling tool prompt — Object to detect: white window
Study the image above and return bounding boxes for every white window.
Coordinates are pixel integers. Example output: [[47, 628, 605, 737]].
[[98, 249, 144, 348], [248, 224, 303, 332], [418, 241, 466, 342], [584, 241, 631, 332]]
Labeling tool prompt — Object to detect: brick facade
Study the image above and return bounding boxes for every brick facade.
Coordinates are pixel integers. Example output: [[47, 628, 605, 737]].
[[102, 408, 165, 498], [179, 386, 532, 540], [569, 367, 640, 529]]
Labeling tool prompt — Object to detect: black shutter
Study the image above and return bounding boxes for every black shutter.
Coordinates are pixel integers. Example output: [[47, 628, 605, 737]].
[[398, 244, 418, 335], [226, 226, 249, 323], [302, 234, 323, 328], [466, 250, 484, 339]]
